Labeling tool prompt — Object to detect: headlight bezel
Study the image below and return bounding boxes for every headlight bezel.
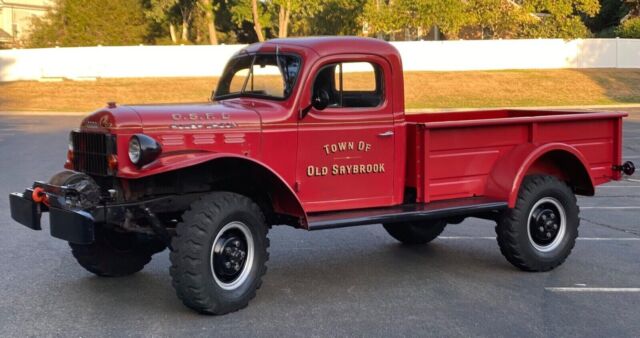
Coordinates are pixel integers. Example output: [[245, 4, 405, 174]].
[[128, 134, 161, 167]]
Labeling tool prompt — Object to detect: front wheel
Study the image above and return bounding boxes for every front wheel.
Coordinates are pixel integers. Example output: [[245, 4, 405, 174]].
[[496, 175, 579, 272], [169, 192, 269, 315]]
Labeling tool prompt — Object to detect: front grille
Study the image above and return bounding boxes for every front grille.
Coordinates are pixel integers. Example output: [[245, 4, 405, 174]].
[[71, 131, 114, 176]]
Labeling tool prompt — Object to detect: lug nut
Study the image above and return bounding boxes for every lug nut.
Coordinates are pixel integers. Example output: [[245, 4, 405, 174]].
[[546, 232, 552, 238]]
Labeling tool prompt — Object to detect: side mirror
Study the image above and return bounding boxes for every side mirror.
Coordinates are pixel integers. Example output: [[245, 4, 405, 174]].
[[312, 89, 330, 111], [209, 90, 216, 102]]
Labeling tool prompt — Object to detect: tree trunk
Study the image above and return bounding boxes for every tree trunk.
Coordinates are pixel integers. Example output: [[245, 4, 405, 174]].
[[169, 24, 178, 43], [182, 17, 189, 41], [251, 0, 265, 42], [200, 0, 218, 45], [278, 6, 286, 38], [278, 5, 291, 38], [205, 10, 218, 44]]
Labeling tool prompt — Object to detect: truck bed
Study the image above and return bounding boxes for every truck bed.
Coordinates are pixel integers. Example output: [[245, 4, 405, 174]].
[[405, 109, 626, 204]]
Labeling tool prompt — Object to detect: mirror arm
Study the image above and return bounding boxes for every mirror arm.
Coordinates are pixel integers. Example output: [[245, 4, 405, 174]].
[[299, 104, 312, 119]]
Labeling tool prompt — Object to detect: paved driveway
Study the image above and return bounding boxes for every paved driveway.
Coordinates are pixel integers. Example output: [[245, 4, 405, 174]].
[[0, 112, 639, 337]]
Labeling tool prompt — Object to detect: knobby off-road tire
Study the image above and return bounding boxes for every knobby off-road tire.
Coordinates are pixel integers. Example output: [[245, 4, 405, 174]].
[[50, 171, 164, 277], [496, 175, 579, 272], [169, 192, 269, 315], [69, 226, 162, 277], [383, 220, 447, 245]]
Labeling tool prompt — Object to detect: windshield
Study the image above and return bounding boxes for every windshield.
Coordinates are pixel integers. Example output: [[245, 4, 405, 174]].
[[215, 53, 301, 100]]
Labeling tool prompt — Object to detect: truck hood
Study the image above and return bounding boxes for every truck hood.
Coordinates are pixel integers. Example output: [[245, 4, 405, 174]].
[[80, 101, 261, 133]]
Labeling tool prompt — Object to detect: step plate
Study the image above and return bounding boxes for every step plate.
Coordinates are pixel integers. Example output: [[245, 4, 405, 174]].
[[307, 197, 508, 230]]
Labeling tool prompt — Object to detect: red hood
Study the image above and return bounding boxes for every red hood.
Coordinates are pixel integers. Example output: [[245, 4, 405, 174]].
[[80, 101, 261, 133]]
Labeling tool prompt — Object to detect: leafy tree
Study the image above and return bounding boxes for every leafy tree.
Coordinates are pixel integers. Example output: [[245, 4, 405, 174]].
[[26, 0, 150, 47], [617, 16, 640, 37], [362, 0, 467, 39], [584, 0, 629, 36], [270, 0, 322, 38], [229, 0, 271, 41], [626, 0, 640, 18], [251, 0, 266, 41], [198, 0, 219, 44], [463, 0, 534, 39], [303, 0, 366, 36], [519, 0, 601, 38], [146, 0, 221, 44], [146, 0, 181, 43], [228, 0, 322, 41], [146, 0, 197, 42]]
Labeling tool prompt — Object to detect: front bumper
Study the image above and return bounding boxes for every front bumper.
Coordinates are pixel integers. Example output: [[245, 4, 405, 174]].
[[9, 181, 194, 245], [9, 188, 95, 244]]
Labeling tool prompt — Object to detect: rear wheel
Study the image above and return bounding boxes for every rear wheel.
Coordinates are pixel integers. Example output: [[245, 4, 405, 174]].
[[496, 175, 579, 272], [383, 220, 447, 245], [169, 192, 269, 315]]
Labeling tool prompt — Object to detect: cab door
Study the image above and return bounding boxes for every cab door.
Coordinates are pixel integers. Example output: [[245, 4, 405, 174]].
[[296, 55, 395, 212]]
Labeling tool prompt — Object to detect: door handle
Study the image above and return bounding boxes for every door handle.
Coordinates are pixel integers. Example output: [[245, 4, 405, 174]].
[[378, 131, 394, 137]]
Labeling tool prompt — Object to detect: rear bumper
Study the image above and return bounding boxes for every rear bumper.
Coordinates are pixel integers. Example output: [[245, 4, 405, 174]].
[[9, 191, 95, 244]]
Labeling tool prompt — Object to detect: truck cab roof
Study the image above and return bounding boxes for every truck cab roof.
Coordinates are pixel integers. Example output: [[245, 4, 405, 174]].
[[245, 36, 401, 58]]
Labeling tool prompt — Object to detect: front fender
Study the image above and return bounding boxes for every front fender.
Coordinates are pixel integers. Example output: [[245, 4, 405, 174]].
[[486, 143, 595, 207], [118, 152, 307, 226]]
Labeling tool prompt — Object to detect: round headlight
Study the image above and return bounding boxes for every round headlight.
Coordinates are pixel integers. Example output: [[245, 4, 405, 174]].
[[128, 134, 162, 167], [128, 136, 142, 164]]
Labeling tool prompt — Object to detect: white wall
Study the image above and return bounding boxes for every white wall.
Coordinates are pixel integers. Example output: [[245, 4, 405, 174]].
[[0, 39, 639, 82]]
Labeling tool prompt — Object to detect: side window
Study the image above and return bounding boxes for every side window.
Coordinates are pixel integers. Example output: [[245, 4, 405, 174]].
[[313, 61, 383, 109]]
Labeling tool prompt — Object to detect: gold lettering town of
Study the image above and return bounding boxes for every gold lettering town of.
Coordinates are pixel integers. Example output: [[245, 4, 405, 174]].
[[323, 141, 372, 155]]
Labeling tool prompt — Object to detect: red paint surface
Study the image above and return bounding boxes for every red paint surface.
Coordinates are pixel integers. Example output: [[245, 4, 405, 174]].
[[73, 37, 628, 220]]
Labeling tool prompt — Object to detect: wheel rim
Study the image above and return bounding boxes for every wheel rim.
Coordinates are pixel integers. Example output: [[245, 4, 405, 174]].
[[527, 197, 566, 253], [210, 221, 254, 290]]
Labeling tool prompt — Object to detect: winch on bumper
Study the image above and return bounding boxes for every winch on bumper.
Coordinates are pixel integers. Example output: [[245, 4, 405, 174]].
[[9, 181, 99, 244], [8, 171, 188, 245]]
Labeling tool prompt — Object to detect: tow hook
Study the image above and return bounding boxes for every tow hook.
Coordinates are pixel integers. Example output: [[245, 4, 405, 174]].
[[613, 161, 636, 176], [31, 187, 49, 206]]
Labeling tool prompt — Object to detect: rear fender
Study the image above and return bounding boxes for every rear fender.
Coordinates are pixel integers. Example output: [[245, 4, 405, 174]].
[[486, 143, 595, 207]]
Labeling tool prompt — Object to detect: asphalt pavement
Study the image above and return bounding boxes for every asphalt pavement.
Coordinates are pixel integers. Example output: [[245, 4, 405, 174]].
[[0, 110, 639, 337]]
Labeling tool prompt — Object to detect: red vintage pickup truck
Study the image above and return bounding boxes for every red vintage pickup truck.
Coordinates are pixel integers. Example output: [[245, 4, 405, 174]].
[[9, 37, 635, 315]]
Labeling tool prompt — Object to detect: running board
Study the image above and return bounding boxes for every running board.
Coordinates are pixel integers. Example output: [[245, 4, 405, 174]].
[[307, 197, 508, 231]]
